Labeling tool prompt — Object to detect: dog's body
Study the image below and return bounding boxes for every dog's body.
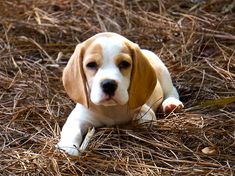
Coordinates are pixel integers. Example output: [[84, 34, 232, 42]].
[[57, 32, 183, 156]]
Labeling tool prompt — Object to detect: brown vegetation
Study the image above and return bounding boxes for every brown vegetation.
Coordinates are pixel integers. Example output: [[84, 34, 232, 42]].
[[0, 0, 234, 175]]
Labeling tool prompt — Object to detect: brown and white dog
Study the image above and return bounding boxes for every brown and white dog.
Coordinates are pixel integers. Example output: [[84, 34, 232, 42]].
[[57, 32, 183, 156]]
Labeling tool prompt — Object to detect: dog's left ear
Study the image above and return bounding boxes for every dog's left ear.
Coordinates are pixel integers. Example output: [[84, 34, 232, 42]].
[[62, 44, 89, 107], [127, 42, 157, 109]]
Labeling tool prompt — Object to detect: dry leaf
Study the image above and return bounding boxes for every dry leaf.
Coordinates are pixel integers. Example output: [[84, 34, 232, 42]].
[[201, 147, 217, 155]]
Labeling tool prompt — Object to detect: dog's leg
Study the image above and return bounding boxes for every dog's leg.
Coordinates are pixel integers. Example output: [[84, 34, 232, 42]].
[[161, 88, 184, 113], [156, 62, 184, 113], [142, 50, 183, 113], [57, 122, 84, 156], [135, 104, 156, 123], [56, 104, 98, 156]]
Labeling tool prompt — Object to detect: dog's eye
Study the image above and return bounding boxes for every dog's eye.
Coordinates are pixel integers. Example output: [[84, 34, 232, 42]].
[[118, 61, 130, 69], [86, 62, 98, 70]]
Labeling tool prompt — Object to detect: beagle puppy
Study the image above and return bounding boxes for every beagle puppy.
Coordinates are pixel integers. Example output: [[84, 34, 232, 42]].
[[57, 32, 183, 156]]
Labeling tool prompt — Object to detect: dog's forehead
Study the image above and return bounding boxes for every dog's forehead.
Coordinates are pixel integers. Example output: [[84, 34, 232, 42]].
[[86, 36, 130, 56]]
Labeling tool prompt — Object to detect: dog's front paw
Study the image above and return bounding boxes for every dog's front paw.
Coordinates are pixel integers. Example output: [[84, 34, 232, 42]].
[[56, 127, 95, 156], [56, 143, 80, 156], [135, 104, 156, 124], [162, 97, 184, 113]]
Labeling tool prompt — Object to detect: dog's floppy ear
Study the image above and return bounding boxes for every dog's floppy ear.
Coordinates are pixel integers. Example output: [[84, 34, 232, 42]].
[[127, 43, 157, 109], [62, 44, 88, 107]]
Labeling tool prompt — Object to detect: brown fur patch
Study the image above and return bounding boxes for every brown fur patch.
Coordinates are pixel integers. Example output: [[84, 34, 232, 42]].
[[115, 53, 132, 77], [83, 44, 103, 77]]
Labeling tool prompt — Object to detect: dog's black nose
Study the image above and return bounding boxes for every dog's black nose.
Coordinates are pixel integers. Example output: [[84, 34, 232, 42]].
[[101, 79, 118, 96]]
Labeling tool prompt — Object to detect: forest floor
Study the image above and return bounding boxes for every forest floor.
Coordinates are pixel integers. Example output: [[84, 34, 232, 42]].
[[0, 0, 234, 175]]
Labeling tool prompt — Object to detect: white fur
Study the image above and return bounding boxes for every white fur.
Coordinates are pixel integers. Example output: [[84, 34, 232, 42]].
[[57, 33, 183, 156]]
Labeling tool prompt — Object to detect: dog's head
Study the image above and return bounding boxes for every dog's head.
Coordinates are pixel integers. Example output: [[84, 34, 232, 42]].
[[63, 32, 156, 109]]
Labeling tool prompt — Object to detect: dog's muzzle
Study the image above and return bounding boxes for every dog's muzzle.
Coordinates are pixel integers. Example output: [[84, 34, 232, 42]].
[[100, 79, 118, 96]]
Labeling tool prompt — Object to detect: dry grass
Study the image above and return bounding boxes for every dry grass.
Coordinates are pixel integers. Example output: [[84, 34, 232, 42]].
[[0, 0, 235, 175]]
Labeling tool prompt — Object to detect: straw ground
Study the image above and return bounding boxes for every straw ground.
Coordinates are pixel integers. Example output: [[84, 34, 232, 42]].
[[0, 0, 234, 175]]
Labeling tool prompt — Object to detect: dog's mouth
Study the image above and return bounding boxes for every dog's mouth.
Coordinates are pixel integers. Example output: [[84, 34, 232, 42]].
[[98, 95, 119, 106]]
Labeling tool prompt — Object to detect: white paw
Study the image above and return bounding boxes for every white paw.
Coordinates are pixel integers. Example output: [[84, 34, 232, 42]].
[[56, 127, 95, 156], [137, 105, 156, 123], [162, 97, 184, 113], [56, 143, 80, 156]]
